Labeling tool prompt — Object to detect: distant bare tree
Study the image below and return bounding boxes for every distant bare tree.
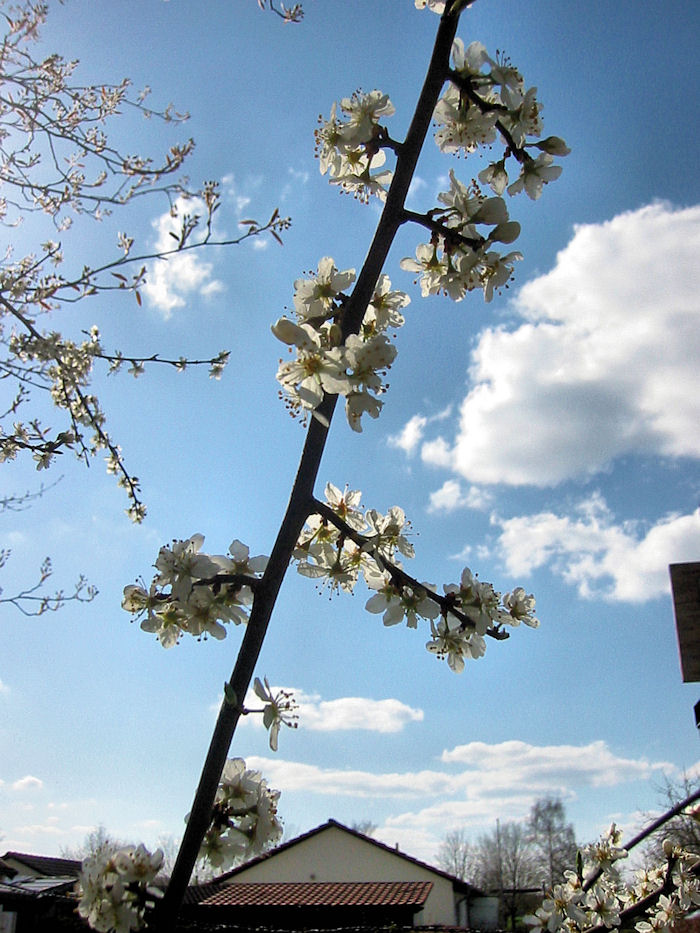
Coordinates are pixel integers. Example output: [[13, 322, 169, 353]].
[[350, 820, 377, 838], [436, 827, 479, 881], [643, 774, 700, 864], [527, 796, 578, 888], [473, 821, 539, 931], [61, 825, 128, 861]]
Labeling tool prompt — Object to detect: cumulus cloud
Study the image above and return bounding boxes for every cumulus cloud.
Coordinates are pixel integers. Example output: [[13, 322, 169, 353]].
[[243, 687, 423, 734], [298, 694, 423, 733], [428, 480, 492, 513], [142, 196, 224, 316], [389, 407, 452, 458], [491, 493, 699, 601], [414, 202, 700, 486], [12, 775, 44, 792], [388, 415, 427, 456]]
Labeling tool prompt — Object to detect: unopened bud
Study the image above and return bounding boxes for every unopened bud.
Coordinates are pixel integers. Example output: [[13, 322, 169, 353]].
[[535, 136, 571, 156], [491, 221, 521, 244]]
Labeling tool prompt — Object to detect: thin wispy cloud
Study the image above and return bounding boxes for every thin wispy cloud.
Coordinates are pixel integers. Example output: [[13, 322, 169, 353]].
[[248, 738, 676, 860], [440, 739, 672, 787], [250, 739, 673, 802]]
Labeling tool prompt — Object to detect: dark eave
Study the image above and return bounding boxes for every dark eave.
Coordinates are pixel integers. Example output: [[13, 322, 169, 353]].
[[670, 563, 700, 682]]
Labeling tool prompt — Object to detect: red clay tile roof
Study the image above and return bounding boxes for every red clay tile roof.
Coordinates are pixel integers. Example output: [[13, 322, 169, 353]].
[[201, 880, 433, 909], [183, 881, 226, 905]]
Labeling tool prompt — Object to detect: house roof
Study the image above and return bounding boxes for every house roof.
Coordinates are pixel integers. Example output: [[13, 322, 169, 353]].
[[0, 877, 76, 899], [216, 819, 476, 895], [1, 852, 82, 878], [183, 881, 225, 906], [671, 562, 700, 682], [200, 879, 434, 909]]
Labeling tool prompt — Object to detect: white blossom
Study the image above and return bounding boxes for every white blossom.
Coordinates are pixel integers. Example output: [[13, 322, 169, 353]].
[[78, 845, 163, 933]]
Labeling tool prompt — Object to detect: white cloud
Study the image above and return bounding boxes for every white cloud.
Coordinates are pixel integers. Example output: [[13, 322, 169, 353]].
[[247, 758, 455, 798], [222, 173, 253, 214], [491, 493, 699, 601], [288, 167, 309, 186], [250, 739, 672, 802], [407, 175, 427, 204], [0, 678, 9, 695], [299, 694, 423, 733], [389, 407, 453, 458], [143, 196, 225, 317], [417, 202, 700, 486], [243, 687, 423, 734], [15, 822, 63, 836], [428, 480, 492, 513], [388, 415, 427, 456], [440, 739, 670, 787], [12, 775, 44, 792], [249, 739, 674, 861]]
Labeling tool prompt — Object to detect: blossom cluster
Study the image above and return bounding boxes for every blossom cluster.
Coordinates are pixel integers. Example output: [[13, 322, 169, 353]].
[[401, 169, 523, 303], [294, 483, 538, 672], [78, 844, 164, 933], [272, 261, 409, 431], [426, 568, 538, 673], [197, 757, 283, 870], [400, 33, 569, 304], [524, 824, 700, 933], [314, 90, 395, 203], [434, 36, 569, 196], [122, 535, 268, 647]]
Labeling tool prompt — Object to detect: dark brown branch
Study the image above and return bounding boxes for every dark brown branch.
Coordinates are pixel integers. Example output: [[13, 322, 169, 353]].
[[156, 8, 464, 929], [582, 786, 700, 893], [402, 207, 486, 251], [312, 498, 509, 641]]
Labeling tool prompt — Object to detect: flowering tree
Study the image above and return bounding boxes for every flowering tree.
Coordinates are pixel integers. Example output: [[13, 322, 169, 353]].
[[9, 0, 693, 931], [0, 0, 288, 613]]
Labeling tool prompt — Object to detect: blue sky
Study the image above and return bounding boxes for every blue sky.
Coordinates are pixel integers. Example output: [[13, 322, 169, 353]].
[[1, 0, 699, 868]]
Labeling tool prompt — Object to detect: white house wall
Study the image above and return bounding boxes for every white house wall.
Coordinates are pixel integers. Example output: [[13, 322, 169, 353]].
[[226, 826, 457, 926]]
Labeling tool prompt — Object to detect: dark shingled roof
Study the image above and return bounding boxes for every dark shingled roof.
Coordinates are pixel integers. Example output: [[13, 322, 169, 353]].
[[200, 880, 433, 909], [2, 852, 82, 878]]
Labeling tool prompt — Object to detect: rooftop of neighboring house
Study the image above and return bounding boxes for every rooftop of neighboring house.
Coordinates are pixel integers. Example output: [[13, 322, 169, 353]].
[[216, 819, 477, 894], [1, 851, 82, 879]]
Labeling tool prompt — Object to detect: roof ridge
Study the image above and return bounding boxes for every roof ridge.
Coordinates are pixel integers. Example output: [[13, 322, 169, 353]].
[[214, 819, 476, 893]]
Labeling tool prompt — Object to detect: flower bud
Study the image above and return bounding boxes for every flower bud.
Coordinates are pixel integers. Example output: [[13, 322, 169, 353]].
[[490, 221, 521, 244], [535, 136, 571, 156]]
